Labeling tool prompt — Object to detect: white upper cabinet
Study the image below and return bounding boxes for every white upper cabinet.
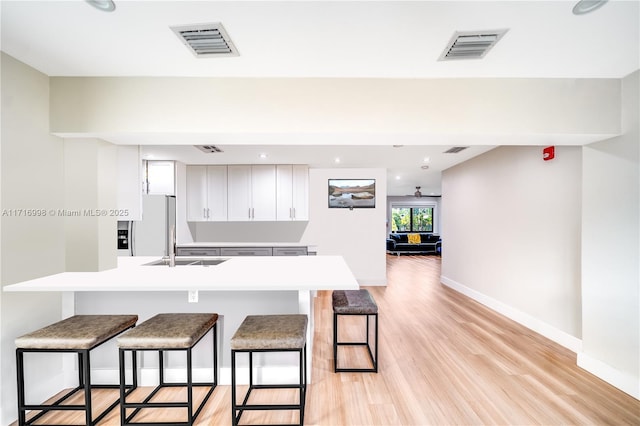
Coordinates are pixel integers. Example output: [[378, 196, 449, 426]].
[[251, 165, 277, 221], [185, 164, 307, 222], [277, 165, 309, 221], [145, 160, 175, 195], [228, 165, 276, 221], [186, 165, 227, 221], [206, 166, 228, 221], [291, 165, 309, 220], [227, 165, 252, 221], [116, 145, 142, 220]]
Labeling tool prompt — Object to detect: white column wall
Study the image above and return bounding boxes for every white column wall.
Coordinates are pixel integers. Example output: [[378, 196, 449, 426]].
[[580, 70, 639, 399], [441, 145, 583, 349], [63, 138, 117, 271], [0, 53, 65, 425], [301, 168, 387, 286]]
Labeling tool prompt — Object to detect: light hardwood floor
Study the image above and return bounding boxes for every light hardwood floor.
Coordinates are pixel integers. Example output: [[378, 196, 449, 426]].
[[15, 254, 640, 425]]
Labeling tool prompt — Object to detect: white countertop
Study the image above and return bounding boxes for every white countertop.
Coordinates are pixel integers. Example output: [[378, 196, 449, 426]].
[[3, 256, 358, 292]]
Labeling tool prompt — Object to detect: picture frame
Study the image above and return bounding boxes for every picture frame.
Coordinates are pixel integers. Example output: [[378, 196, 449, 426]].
[[328, 179, 376, 209]]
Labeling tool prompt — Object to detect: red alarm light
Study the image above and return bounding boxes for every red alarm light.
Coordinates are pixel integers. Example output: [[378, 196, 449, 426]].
[[543, 146, 555, 161]]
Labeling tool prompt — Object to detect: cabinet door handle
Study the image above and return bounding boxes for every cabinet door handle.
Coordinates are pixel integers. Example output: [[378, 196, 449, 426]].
[[289, 208, 292, 219], [207, 208, 210, 219], [248, 208, 251, 219], [293, 207, 296, 220], [203, 208, 207, 219]]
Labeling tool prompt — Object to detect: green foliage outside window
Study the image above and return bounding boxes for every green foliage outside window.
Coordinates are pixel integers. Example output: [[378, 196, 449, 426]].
[[391, 207, 433, 232]]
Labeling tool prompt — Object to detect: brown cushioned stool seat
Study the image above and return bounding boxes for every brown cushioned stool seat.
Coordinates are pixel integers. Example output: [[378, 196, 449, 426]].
[[15, 314, 138, 426], [333, 289, 379, 373], [230, 314, 307, 426], [116, 313, 218, 426]]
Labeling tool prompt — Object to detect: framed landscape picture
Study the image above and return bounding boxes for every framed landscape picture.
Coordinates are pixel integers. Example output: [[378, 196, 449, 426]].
[[328, 179, 376, 208]]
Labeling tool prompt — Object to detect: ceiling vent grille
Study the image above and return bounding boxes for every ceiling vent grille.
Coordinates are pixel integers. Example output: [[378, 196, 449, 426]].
[[171, 23, 238, 57], [195, 145, 224, 153], [439, 29, 508, 61], [444, 146, 469, 154]]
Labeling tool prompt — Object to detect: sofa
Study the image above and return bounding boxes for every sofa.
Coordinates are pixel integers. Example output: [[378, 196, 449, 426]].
[[386, 233, 441, 255]]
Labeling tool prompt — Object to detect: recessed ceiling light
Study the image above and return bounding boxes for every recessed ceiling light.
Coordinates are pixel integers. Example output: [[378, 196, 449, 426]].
[[85, 0, 116, 12], [259, 153, 268, 159], [423, 157, 430, 163], [334, 157, 341, 163], [572, 0, 608, 15], [395, 175, 401, 180], [421, 165, 429, 170]]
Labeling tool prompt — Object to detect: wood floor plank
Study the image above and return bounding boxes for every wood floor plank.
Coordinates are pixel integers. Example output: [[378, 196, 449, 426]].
[[10, 254, 640, 425]]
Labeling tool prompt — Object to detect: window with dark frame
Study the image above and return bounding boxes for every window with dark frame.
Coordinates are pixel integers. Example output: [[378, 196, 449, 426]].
[[391, 206, 434, 232]]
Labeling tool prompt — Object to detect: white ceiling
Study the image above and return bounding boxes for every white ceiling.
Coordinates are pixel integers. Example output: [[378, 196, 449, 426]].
[[1, 0, 638, 195]]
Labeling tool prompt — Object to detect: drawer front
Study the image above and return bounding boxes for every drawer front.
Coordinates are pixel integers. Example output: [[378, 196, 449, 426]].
[[220, 247, 273, 256], [176, 247, 221, 256], [273, 247, 308, 256]]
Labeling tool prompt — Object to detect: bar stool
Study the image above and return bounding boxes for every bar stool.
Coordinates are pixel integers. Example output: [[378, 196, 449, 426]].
[[15, 314, 138, 426], [333, 289, 379, 372], [116, 313, 218, 426], [230, 314, 307, 426]]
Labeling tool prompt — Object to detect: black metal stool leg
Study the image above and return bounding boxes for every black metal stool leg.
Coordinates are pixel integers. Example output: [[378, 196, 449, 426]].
[[16, 349, 26, 426], [231, 349, 237, 426], [82, 350, 92, 425], [187, 347, 193, 425], [333, 312, 338, 372]]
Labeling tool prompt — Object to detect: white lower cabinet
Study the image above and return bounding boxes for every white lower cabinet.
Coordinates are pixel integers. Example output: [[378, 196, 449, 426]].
[[220, 247, 273, 256], [176, 247, 221, 256], [177, 245, 308, 256], [273, 247, 308, 256]]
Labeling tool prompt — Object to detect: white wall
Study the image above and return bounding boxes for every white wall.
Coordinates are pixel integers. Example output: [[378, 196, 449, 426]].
[[49, 77, 620, 139], [580, 70, 639, 398], [441, 145, 583, 350], [63, 138, 117, 271], [0, 53, 66, 425], [301, 168, 387, 285]]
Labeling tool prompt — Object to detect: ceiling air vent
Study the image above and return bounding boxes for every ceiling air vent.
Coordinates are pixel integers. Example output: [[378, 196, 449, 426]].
[[439, 29, 508, 61], [195, 145, 224, 154], [443, 146, 469, 154], [171, 23, 238, 57]]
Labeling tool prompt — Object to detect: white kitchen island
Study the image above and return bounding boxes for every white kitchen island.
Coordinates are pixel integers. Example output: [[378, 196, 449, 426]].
[[4, 255, 359, 385]]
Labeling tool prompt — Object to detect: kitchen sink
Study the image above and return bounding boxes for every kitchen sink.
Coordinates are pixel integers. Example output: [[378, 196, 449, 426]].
[[144, 258, 228, 267]]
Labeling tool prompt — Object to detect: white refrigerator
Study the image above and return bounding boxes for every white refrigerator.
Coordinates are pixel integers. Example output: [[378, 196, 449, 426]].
[[119, 195, 176, 256]]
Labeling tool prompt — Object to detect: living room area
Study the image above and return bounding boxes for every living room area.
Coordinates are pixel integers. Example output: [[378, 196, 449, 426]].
[[386, 195, 442, 256]]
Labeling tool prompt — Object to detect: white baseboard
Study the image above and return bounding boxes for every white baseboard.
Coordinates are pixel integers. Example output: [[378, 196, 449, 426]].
[[90, 366, 303, 386], [577, 352, 640, 400], [440, 275, 582, 353], [358, 278, 387, 287]]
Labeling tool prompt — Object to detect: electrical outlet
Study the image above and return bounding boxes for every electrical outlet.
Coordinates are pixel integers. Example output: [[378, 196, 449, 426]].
[[188, 290, 198, 303]]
